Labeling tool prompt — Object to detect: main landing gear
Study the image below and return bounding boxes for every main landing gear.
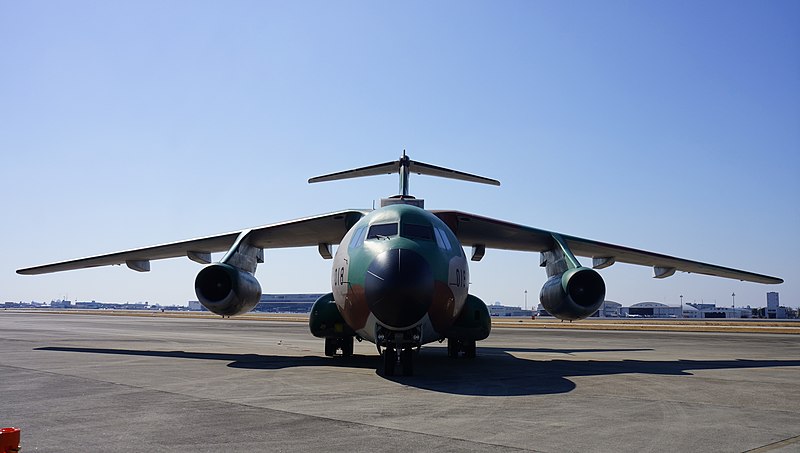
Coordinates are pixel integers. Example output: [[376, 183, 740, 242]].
[[447, 338, 476, 358], [324, 336, 354, 357], [381, 345, 414, 376]]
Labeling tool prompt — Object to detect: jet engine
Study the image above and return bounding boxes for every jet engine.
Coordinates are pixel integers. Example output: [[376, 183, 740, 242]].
[[194, 263, 262, 316], [539, 267, 605, 321]]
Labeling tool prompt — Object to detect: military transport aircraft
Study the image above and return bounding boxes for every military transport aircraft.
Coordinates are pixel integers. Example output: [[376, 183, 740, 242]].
[[18, 153, 783, 376]]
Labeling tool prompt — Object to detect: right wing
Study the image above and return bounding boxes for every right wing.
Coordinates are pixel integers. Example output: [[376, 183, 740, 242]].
[[433, 210, 783, 285], [17, 210, 368, 275]]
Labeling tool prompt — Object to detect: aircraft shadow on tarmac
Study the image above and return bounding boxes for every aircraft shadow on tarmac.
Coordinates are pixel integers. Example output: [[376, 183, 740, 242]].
[[35, 346, 800, 397]]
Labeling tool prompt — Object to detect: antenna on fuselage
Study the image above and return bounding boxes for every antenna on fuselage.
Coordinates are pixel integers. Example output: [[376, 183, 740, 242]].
[[308, 150, 500, 206]]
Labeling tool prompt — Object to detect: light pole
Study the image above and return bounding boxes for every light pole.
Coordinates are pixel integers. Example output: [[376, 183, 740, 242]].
[[524, 290, 528, 311], [732, 292, 736, 308], [680, 294, 684, 318]]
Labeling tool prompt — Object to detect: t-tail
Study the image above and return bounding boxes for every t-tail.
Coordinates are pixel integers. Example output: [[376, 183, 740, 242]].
[[308, 151, 500, 201]]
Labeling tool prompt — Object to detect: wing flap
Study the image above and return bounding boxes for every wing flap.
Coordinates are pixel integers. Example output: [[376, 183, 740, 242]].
[[433, 210, 783, 285], [17, 210, 367, 275]]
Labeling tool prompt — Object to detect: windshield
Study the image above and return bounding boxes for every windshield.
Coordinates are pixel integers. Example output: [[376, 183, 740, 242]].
[[401, 223, 434, 241], [367, 223, 398, 239]]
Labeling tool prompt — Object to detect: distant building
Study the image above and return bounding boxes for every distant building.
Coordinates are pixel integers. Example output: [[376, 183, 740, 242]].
[[50, 299, 72, 309], [255, 294, 323, 313], [535, 301, 617, 318], [682, 305, 700, 318], [488, 302, 533, 317], [621, 302, 681, 318], [190, 294, 324, 313], [697, 306, 751, 319], [685, 302, 752, 319], [688, 303, 716, 311], [591, 301, 621, 317], [765, 292, 787, 319], [767, 292, 779, 310]]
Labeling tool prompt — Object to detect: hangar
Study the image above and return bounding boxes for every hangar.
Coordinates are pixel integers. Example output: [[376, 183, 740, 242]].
[[623, 302, 681, 318]]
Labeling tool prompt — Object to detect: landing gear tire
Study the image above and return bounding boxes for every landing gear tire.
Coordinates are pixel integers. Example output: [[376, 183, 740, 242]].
[[341, 336, 354, 357], [401, 348, 414, 376], [324, 338, 336, 357], [464, 340, 477, 358], [383, 347, 397, 376], [447, 339, 459, 358]]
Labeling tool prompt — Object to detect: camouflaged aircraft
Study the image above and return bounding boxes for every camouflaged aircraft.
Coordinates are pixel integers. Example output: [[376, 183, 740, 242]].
[[17, 153, 783, 376]]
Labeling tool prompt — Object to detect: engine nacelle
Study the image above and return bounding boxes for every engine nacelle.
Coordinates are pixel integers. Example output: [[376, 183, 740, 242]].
[[539, 267, 605, 321], [194, 263, 262, 316]]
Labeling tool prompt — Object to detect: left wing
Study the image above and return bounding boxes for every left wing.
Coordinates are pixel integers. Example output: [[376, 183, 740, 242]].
[[17, 210, 368, 275], [433, 210, 782, 284]]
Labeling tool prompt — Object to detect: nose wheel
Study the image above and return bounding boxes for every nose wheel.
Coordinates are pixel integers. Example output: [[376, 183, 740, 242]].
[[375, 325, 421, 376], [381, 345, 414, 376]]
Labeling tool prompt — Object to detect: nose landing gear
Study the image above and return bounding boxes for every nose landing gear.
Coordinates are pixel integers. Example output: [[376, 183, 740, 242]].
[[381, 345, 414, 376], [376, 325, 420, 376]]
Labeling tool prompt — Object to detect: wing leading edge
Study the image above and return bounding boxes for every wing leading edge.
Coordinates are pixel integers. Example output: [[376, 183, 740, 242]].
[[433, 211, 783, 285], [16, 210, 368, 275]]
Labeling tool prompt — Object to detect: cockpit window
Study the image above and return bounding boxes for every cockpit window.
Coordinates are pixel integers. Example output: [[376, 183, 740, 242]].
[[348, 226, 367, 249], [367, 223, 398, 239], [401, 223, 434, 241], [434, 227, 450, 250], [434, 227, 454, 251]]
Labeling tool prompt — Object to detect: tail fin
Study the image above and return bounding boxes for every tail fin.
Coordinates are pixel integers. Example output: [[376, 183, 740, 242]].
[[308, 151, 500, 197]]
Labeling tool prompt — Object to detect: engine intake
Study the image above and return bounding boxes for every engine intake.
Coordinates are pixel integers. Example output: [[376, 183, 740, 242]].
[[195, 263, 262, 316], [539, 267, 605, 321]]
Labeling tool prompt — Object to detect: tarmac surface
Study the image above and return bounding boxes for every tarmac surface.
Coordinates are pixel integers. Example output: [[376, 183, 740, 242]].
[[2, 312, 799, 452]]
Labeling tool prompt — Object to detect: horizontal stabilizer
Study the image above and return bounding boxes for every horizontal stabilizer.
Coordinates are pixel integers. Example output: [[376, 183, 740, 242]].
[[308, 152, 499, 197], [308, 161, 398, 184], [409, 160, 500, 186]]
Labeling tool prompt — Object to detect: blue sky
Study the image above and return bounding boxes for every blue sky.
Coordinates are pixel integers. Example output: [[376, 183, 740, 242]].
[[2, 1, 798, 309]]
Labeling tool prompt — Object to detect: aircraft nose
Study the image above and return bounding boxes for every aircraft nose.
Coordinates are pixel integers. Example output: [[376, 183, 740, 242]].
[[364, 248, 434, 329]]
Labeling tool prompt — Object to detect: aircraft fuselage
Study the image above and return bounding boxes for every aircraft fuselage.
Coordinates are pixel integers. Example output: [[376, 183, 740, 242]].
[[331, 204, 469, 346]]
